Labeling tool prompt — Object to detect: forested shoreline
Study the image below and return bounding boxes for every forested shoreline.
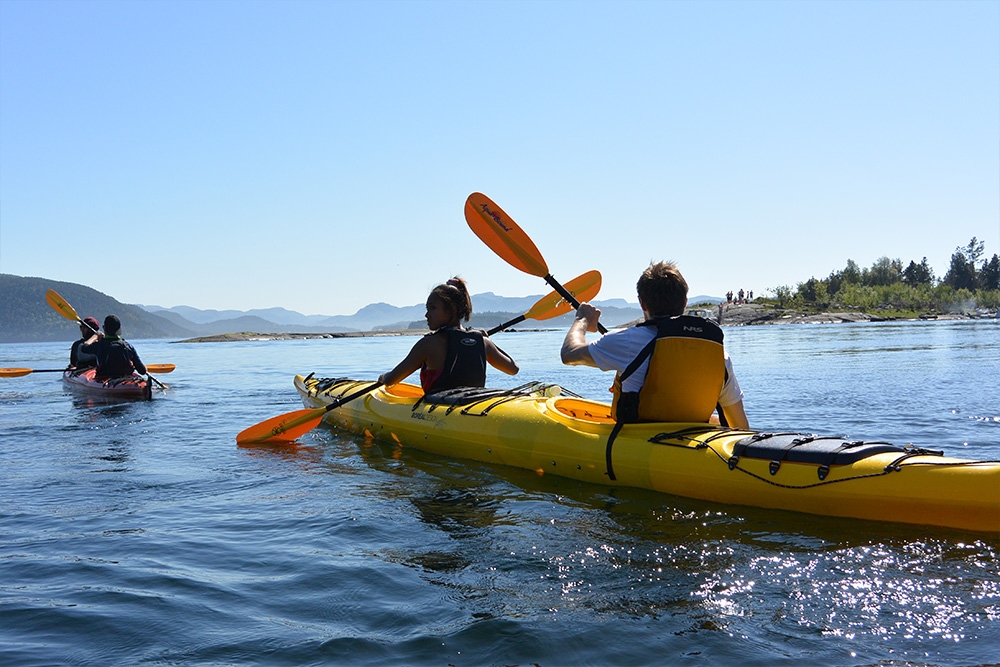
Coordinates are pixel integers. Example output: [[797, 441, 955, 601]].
[[761, 237, 1000, 316]]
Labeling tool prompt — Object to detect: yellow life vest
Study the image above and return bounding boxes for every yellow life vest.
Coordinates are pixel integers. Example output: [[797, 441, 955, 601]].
[[610, 315, 726, 423]]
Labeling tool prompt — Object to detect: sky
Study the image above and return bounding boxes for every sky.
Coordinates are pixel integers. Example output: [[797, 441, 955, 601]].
[[1, 0, 998, 316]]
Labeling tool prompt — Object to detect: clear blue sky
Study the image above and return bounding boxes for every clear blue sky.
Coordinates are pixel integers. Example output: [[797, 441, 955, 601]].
[[2, 0, 998, 315]]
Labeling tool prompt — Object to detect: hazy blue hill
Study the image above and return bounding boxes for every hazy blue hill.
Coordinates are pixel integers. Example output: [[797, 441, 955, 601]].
[[469, 292, 540, 313], [317, 302, 427, 332], [141, 304, 333, 326], [147, 309, 354, 335], [0, 274, 196, 343], [140, 304, 248, 324], [1, 272, 647, 343]]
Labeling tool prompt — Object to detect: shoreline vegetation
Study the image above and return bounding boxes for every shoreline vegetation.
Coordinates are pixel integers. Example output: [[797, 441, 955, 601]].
[[174, 302, 996, 343], [176, 238, 999, 343]]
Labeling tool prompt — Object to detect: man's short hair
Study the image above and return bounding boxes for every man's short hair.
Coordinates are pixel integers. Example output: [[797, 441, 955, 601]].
[[637, 261, 688, 317], [104, 315, 121, 335]]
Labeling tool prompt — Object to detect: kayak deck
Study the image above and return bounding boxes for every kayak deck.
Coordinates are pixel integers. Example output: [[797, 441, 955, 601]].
[[295, 374, 1000, 533]]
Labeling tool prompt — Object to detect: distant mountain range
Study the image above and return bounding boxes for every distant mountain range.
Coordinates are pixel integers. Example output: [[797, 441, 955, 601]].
[[1, 273, 721, 343]]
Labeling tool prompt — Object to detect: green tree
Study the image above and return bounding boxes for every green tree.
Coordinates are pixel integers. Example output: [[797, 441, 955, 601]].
[[826, 269, 843, 297], [842, 259, 862, 284], [943, 251, 976, 290], [944, 237, 985, 290], [980, 254, 1000, 291], [864, 256, 903, 287], [797, 277, 830, 307], [770, 285, 794, 309], [902, 257, 934, 287], [835, 283, 878, 311]]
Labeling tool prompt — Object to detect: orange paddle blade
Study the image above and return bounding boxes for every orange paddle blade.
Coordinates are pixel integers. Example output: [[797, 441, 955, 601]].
[[465, 193, 549, 277], [46, 289, 82, 323], [524, 270, 602, 321], [236, 407, 326, 445], [0, 368, 34, 378], [146, 364, 176, 374]]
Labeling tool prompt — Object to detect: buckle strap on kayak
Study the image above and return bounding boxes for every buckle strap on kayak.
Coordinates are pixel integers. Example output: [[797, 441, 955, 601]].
[[884, 444, 945, 471], [771, 435, 814, 475], [815, 440, 867, 480], [605, 421, 625, 481]]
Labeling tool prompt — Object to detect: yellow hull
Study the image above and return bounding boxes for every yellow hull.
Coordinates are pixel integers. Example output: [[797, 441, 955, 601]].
[[296, 375, 1000, 534]]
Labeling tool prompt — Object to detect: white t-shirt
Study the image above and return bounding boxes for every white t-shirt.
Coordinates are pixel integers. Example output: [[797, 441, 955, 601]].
[[588, 325, 744, 406]]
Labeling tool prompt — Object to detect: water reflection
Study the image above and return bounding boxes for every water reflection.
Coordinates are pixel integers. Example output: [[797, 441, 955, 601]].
[[316, 422, 1000, 643]]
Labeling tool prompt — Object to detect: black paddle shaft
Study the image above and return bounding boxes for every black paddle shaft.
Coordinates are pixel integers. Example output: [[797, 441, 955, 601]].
[[545, 274, 608, 334]]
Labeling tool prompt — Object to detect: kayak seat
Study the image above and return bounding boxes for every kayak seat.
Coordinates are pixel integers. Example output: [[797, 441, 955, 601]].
[[552, 398, 615, 423], [730, 432, 944, 480]]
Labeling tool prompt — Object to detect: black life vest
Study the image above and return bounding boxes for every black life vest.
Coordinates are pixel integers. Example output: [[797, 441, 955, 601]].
[[95, 337, 137, 378], [426, 327, 487, 393], [70, 339, 97, 368], [611, 315, 726, 423]]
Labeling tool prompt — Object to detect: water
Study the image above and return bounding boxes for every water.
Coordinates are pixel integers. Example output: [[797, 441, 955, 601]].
[[1, 320, 998, 666]]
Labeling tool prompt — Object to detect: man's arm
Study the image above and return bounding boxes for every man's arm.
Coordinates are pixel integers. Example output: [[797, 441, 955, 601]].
[[130, 345, 147, 375], [721, 400, 749, 429], [560, 303, 601, 367]]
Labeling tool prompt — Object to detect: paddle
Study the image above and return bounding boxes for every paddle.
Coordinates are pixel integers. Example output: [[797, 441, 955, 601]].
[[45, 289, 168, 389], [1, 363, 175, 378], [465, 192, 607, 334], [486, 270, 602, 335], [236, 381, 383, 445]]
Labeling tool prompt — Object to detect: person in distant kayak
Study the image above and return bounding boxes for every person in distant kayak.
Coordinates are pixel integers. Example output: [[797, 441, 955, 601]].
[[69, 316, 102, 369], [378, 277, 519, 393], [79, 315, 147, 378], [561, 261, 749, 429]]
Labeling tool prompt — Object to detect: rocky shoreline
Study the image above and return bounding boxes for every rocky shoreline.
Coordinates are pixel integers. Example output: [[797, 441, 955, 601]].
[[715, 302, 994, 326], [172, 303, 995, 343]]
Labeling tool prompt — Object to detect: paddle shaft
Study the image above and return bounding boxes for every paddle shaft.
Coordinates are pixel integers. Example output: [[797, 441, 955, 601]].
[[487, 315, 525, 336], [543, 274, 607, 334], [485, 277, 607, 336], [323, 381, 382, 414]]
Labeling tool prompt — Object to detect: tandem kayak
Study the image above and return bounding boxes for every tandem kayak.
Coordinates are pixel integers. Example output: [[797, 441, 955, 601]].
[[63, 367, 153, 400], [295, 374, 1000, 534]]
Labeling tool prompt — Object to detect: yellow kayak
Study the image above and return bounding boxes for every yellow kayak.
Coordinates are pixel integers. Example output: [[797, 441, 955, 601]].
[[295, 374, 1000, 533]]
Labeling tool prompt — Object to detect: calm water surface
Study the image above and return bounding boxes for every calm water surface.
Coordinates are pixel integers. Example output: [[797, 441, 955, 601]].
[[1, 320, 998, 666]]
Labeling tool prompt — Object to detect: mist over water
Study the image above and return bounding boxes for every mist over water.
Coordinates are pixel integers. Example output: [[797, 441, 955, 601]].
[[1, 320, 998, 666]]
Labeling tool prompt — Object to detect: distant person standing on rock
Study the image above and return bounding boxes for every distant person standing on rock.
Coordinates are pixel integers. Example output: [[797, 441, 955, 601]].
[[79, 315, 147, 378]]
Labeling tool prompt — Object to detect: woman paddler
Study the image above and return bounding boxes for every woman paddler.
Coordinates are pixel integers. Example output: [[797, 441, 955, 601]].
[[378, 277, 519, 393]]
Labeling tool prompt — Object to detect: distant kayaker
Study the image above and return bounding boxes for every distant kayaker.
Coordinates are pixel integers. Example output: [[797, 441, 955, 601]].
[[69, 316, 101, 369], [378, 277, 519, 393], [561, 261, 750, 429], [79, 315, 148, 379]]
